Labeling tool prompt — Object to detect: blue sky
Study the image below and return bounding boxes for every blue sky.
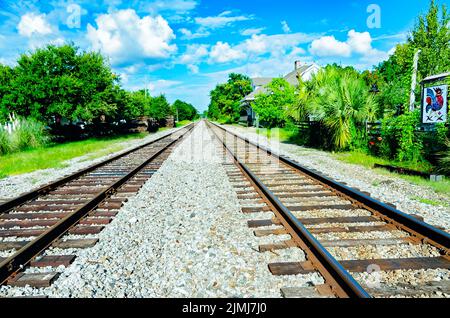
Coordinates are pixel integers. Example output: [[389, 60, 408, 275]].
[[0, 0, 444, 112]]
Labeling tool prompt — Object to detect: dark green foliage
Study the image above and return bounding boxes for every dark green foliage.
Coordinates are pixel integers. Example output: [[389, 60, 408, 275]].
[[127, 90, 151, 119], [375, 0, 449, 115], [368, 0, 450, 168], [1, 44, 118, 122], [308, 66, 378, 151], [438, 141, 450, 175], [0, 64, 13, 122], [149, 95, 172, 121], [207, 73, 252, 122], [172, 100, 198, 121], [252, 78, 296, 128], [0, 43, 189, 139], [410, 0, 450, 78], [379, 111, 424, 163], [434, 124, 450, 174], [125, 91, 173, 121]]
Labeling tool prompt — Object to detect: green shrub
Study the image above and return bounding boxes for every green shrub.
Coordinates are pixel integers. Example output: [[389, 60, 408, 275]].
[[438, 141, 450, 175], [0, 128, 11, 154], [0, 117, 49, 155], [218, 115, 234, 125], [252, 78, 296, 128], [380, 111, 424, 163]]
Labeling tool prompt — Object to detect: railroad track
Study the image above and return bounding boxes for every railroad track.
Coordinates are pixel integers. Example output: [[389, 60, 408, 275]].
[[206, 120, 450, 298], [0, 123, 195, 288]]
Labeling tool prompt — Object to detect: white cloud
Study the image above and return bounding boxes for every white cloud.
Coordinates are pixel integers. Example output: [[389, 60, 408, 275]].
[[372, 32, 407, 41], [145, 0, 198, 13], [204, 53, 314, 82], [281, 21, 291, 33], [87, 9, 177, 65], [17, 12, 52, 37], [347, 30, 372, 54], [183, 11, 253, 41], [179, 27, 210, 39], [187, 64, 199, 73], [195, 11, 253, 29], [240, 28, 265, 36], [242, 32, 316, 57], [310, 30, 392, 68], [180, 44, 210, 64], [148, 79, 182, 93], [180, 32, 316, 66], [209, 41, 246, 63], [310, 35, 351, 57], [180, 44, 209, 72], [243, 34, 268, 54], [178, 31, 313, 69]]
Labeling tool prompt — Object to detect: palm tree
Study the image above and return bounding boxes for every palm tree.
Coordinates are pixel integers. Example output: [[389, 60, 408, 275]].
[[286, 78, 313, 122], [311, 67, 378, 150]]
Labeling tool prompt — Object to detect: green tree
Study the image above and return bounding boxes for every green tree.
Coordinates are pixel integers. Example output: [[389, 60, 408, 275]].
[[286, 77, 314, 122], [106, 86, 132, 121], [376, 0, 450, 114], [149, 94, 172, 120], [311, 66, 378, 150], [172, 100, 198, 121], [208, 84, 226, 120], [207, 73, 252, 123], [410, 0, 450, 77], [1, 44, 118, 122], [127, 90, 151, 119], [0, 64, 13, 122], [252, 78, 296, 128]]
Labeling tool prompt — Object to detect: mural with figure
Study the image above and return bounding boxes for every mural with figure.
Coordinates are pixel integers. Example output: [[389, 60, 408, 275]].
[[422, 85, 448, 124]]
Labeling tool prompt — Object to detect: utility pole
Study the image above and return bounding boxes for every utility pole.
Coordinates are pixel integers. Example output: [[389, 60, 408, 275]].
[[145, 75, 149, 98], [409, 49, 421, 112]]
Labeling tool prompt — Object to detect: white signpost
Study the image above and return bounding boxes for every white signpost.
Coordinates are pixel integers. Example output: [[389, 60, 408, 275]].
[[422, 84, 448, 124]]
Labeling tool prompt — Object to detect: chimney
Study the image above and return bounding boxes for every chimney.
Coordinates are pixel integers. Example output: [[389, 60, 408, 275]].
[[295, 60, 302, 70]]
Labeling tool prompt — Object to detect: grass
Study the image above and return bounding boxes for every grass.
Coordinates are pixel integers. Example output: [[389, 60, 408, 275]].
[[176, 120, 193, 128], [0, 117, 49, 155], [393, 174, 450, 196], [332, 150, 434, 173], [411, 196, 449, 207], [333, 150, 449, 196], [254, 127, 299, 143], [0, 132, 148, 178]]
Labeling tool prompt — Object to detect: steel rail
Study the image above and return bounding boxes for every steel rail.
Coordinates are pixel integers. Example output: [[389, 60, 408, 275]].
[[209, 121, 450, 252], [0, 123, 196, 285], [206, 121, 371, 298], [0, 124, 193, 215]]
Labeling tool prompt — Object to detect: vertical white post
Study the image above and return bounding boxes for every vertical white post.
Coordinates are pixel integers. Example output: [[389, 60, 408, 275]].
[[410, 49, 421, 112]]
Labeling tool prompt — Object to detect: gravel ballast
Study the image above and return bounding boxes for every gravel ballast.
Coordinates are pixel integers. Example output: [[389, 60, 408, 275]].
[[0, 121, 321, 298]]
